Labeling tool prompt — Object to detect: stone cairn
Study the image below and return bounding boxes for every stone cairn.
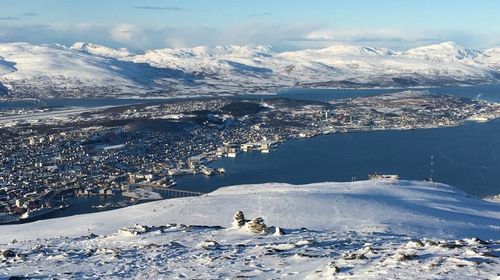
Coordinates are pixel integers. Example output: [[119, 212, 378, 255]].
[[233, 211, 279, 234], [246, 217, 268, 234], [233, 211, 247, 227]]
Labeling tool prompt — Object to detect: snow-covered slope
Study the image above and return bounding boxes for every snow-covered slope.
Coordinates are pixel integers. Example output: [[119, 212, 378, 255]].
[[0, 43, 141, 98], [0, 43, 188, 98], [132, 45, 273, 74], [0, 43, 135, 81], [2, 180, 498, 241], [403, 41, 483, 62], [0, 57, 15, 76], [277, 42, 498, 87], [481, 47, 500, 70], [1, 180, 499, 279], [69, 42, 133, 59], [1, 41, 500, 98], [0, 57, 15, 94]]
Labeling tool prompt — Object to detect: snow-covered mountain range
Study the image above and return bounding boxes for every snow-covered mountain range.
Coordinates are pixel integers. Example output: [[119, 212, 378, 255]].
[[1, 41, 500, 98], [1, 180, 499, 278]]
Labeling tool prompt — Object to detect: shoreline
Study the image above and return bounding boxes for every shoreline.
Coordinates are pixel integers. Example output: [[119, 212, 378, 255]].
[[2, 81, 500, 102], [1, 88, 500, 224], [4, 117, 498, 226]]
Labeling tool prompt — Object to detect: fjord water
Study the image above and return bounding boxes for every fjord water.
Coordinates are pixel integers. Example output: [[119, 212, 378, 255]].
[[0, 98, 156, 110], [175, 84, 500, 198], [4, 84, 500, 222], [177, 118, 500, 197], [276, 83, 500, 102]]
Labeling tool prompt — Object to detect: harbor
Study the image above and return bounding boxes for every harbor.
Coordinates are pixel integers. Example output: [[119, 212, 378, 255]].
[[2, 85, 500, 223], [174, 117, 500, 198]]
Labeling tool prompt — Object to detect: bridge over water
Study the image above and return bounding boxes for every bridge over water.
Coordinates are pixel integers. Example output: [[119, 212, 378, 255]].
[[157, 188, 206, 198]]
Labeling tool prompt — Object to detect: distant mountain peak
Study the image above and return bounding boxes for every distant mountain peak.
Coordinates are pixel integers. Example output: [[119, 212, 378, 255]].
[[435, 41, 462, 47], [1, 41, 500, 98], [176, 45, 273, 57], [404, 41, 482, 61], [70, 42, 132, 58], [279, 44, 392, 57], [323, 44, 392, 55]]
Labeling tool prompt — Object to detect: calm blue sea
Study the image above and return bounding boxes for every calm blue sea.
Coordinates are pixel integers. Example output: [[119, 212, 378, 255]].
[[4, 84, 500, 222], [176, 84, 500, 197]]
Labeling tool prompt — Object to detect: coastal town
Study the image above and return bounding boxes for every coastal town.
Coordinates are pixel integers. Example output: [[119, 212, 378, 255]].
[[1, 91, 499, 223]]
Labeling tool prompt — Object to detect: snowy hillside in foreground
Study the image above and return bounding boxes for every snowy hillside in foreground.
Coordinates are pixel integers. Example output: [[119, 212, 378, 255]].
[[1, 180, 499, 241], [1, 41, 500, 98], [0, 180, 499, 279]]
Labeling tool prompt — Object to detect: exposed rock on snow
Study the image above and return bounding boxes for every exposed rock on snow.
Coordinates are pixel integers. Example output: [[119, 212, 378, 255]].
[[2, 248, 16, 259], [118, 224, 153, 236], [232, 210, 247, 227], [0, 180, 499, 278], [233, 211, 283, 235], [1, 224, 498, 279], [246, 217, 268, 233], [273, 226, 285, 236]]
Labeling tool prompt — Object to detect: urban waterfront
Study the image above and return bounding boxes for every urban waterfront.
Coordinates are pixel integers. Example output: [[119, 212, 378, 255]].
[[33, 115, 500, 222], [177, 117, 500, 198], [2, 85, 500, 222]]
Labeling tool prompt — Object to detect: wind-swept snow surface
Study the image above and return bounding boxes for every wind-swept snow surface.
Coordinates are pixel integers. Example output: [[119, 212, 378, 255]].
[[1, 41, 500, 98], [2, 180, 498, 241], [1, 180, 499, 279]]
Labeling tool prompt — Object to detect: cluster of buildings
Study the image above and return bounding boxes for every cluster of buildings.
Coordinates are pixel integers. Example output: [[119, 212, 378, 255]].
[[331, 91, 500, 131], [1, 91, 499, 222]]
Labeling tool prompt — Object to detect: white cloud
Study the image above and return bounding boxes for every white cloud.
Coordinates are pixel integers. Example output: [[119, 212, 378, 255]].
[[305, 28, 415, 41], [294, 28, 437, 50], [0, 21, 498, 51], [111, 24, 138, 42]]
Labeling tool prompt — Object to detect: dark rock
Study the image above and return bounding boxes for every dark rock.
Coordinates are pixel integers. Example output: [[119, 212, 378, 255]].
[[8, 276, 25, 280], [413, 239, 425, 247], [328, 262, 340, 273], [247, 217, 267, 233], [342, 252, 366, 260], [233, 211, 247, 227], [394, 252, 416, 262], [2, 249, 16, 258], [471, 237, 488, 245]]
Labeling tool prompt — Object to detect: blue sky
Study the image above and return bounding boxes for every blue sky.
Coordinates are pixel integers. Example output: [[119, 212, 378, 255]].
[[0, 0, 499, 51]]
